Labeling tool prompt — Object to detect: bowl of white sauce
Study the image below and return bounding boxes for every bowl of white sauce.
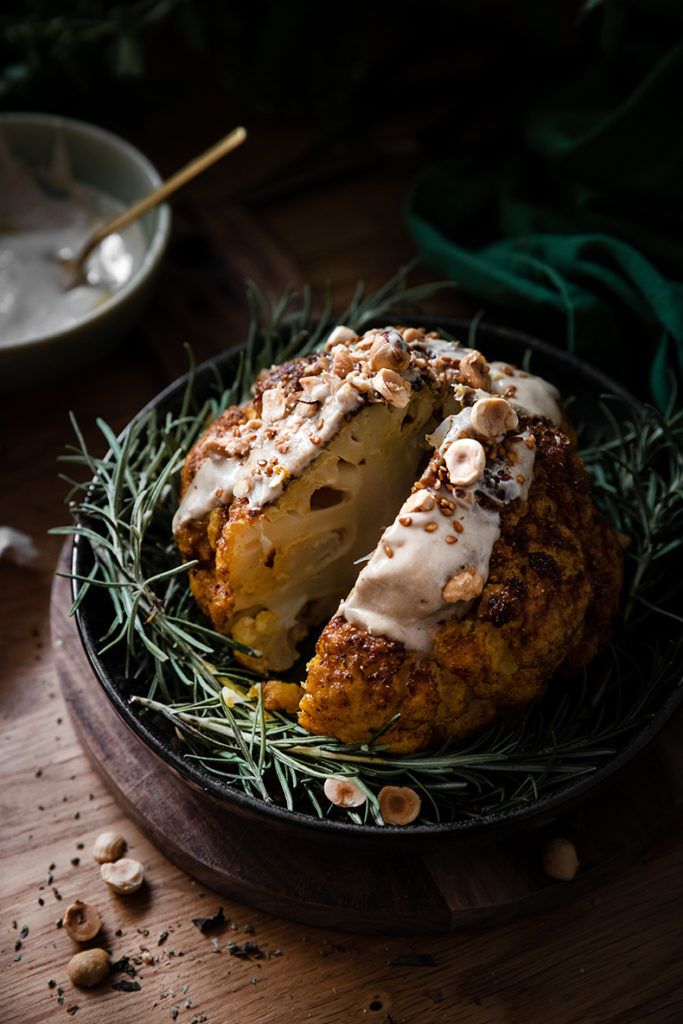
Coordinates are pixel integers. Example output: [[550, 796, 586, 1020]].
[[0, 112, 171, 390]]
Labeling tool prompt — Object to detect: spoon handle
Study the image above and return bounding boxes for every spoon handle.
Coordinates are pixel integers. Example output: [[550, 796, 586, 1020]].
[[80, 125, 247, 263]]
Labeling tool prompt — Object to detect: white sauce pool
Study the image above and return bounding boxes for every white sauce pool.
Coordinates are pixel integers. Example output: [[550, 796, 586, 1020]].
[[0, 130, 147, 346]]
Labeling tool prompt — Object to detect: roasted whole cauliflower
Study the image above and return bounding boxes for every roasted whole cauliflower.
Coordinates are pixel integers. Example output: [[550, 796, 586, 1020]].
[[173, 324, 623, 752]]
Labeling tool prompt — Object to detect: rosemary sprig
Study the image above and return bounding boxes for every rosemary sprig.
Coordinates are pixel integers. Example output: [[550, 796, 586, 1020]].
[[54, 275, 683, 827]]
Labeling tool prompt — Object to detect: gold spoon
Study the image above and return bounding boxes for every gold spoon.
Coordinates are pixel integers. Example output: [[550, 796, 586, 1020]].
[[58, 125, 247, 290]]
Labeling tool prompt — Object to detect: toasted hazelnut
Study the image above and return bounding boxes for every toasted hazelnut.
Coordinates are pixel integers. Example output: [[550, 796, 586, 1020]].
[[542, 837, 580, 880], [400, 326, 425, 344], [92, 831, 127, 864], [403, 489, 436, 514], [470, 396, 518, 438], [444, 438, 486, 486], [378, 786, 421, 825], [442, 566, 484, 603], [331, 344, 355, 378], [63, 900, 102, 942], [100, 857, 144, 894], [295, 400, 318, 419], [213, 434, 251, 458], [323, 777, 366, 808], [298, 375, 329, 403], [67, 948, 110, 988], [260, 385, 287, 422], [459, 350, 491, 390], [368, 332, 411, 373], [325, 324, 357, 349], [371, 367, 412, 408], [233, 476, 252, 498]]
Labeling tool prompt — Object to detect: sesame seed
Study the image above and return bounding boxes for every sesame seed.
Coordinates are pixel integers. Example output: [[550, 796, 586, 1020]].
[[516, 474, 526, 484], [398, 516, 413, 527], [453, 521, 464, 533], [382, 542, 394, 558], [446, 535, 457, 544], [424, 522, 438, 533]]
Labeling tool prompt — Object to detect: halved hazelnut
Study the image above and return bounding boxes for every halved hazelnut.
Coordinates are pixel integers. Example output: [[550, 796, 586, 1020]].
[[67, 948, 110, 988], [63, 900, 102, 942], [378, 786, 421, 825], [323, 777, 366, 808], [470, 396, 518, 438], [100, 857, 144, 895], [444, 438, 486, 486], [368, 332, 411, 373], [371, 368, 411, 408], [442, 566, 484, 603], [459, 350, 491, 390], [92, 831, 127, 864]]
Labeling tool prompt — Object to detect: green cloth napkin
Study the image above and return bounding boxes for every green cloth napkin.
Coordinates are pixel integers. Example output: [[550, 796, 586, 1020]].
[[405, 1, 683, 410]]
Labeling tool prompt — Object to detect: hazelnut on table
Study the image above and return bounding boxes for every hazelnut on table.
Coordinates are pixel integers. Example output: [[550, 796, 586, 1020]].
[[100, 857, 145, 894], [63, 900, 102, 941], [67, 948, 110, 988]]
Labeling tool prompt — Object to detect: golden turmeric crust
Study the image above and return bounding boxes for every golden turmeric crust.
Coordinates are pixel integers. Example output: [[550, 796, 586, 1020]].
[[299, 421, 623, 753]]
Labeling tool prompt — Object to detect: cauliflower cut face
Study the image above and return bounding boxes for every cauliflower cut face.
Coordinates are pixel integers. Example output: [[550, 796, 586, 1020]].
[[181, 390, 442, 672]]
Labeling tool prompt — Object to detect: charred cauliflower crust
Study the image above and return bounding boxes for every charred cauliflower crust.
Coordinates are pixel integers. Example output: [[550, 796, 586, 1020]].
[[299, 420, 623, 753]]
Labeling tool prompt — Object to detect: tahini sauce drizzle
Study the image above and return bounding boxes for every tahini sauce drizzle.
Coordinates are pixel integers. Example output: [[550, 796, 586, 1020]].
[[173, 377, 365, 527], [173, 329, 464, 531], [339, 370, 562, 653], [0, 130, 147, 346]]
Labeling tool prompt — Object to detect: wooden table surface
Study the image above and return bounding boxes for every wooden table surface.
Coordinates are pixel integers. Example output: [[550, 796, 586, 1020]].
[[2, 89, 682, 1024]]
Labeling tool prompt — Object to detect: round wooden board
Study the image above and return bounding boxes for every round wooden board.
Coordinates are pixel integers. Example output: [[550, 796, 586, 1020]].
[[51, 544, 683, 934]]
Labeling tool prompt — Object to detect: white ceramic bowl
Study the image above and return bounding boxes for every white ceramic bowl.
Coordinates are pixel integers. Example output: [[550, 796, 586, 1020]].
[[0, 112, 171, 391]]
